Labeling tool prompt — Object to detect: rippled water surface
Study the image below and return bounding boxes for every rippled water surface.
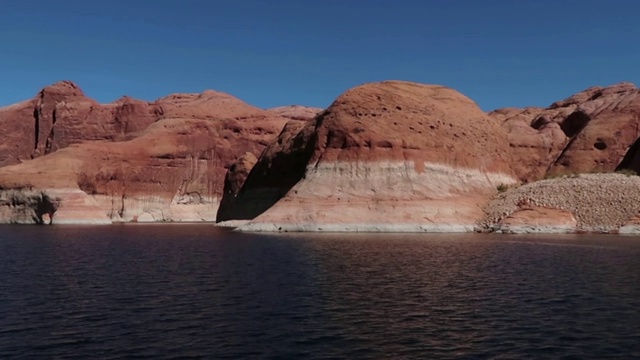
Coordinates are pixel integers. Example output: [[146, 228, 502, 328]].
[[1, 225, 640, 359]]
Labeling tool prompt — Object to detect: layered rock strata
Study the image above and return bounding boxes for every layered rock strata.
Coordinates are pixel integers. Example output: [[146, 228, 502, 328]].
[[220, 81, 518, 232], [0, 82, 301, 223], [0, 81, 161, 167], [4, 80, 640, 231], [0, 188, 58, 224]]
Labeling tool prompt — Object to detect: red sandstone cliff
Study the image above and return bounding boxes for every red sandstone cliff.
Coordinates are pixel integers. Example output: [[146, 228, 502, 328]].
[[218, 81, 518, 231], [0, 81, 162, 167], [492, 82, 640, 182], [4, 80, 640, 231], [0, 82, 304, 223]]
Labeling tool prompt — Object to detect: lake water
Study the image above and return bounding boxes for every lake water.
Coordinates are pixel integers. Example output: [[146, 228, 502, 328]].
[[1, 225, 639, 359]]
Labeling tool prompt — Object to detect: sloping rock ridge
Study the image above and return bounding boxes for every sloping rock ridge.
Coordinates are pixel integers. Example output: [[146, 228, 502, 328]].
[[0, 82, 306, 223]]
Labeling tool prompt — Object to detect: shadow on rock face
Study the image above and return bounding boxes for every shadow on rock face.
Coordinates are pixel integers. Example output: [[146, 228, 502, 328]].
[[216, 119, 319, 222], [560, 110, 591, 137], [35, 193, 58, 225], [616, 137, 640, 175]]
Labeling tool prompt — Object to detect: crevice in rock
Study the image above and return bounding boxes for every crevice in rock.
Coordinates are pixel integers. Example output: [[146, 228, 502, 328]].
[[44, 107, 57, 154], [118, 193, 125, 218], [33, 107, 40, 152]]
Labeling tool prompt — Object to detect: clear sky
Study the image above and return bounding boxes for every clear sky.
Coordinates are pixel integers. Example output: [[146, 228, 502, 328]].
[[1, 0, 639, 111]]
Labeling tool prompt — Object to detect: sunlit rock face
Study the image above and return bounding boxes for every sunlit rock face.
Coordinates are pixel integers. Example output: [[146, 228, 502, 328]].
[[222, 81, 518, 232], [0, 82, 305, 223], [490, 82, 640, 182]]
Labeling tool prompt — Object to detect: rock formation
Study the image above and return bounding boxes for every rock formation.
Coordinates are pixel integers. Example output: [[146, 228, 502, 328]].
[[492, 82, 640, 182], [4, 79, 640, 232], [497, 206, 577, 234], [267, 105, 323, 121], [220, 81, 518, 232], [0, 188, 58, 224], [480, 173, 640, 233], [0, 82, 303, 224], [0, 81, 161, 167], [216, 152, 258, 222], [0, 81, 312, 168]]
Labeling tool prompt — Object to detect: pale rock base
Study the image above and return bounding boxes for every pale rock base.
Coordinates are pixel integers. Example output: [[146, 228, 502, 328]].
[[238, 222, 474, 233], [216, 220, 252, 229], [91, 194, 219, 223], [491, 206, 577, 234], [237, 161, 517, 233], [46, 189, 112, 225], [619, 226, 640, 234]]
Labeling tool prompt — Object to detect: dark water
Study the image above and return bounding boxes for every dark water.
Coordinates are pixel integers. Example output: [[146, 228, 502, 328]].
[[1, 226, 640, 359]]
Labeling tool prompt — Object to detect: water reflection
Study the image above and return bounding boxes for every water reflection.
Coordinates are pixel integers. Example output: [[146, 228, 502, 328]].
[[0, 226, 639, 358]]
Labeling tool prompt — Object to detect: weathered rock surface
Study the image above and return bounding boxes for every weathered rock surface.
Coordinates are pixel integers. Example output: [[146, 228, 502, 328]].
[[267, 105, 323, 121], [480, 173, 640, 233], [0, 81, 162, 167], [0, 82, 302, 223], [620, 213, 640, 234], [491, 106, 568, 182], [492, 82, 640, 182], [44, 188, 112, 224], [5, 80, 640, 231], [492, 205, 577, 234], [222, 81, 518, 231], [0, 99, 38, 166], [0, 188, 58, 224], [0, 81, 310, 168]]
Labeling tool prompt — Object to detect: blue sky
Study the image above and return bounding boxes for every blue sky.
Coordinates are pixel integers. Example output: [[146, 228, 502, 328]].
[[0, 0, 639, 110]]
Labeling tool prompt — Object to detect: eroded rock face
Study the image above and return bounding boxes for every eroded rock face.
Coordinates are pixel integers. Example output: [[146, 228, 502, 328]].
[[224, 81, 518, 231], [480, 173, 640, 233], [492, 82, 640, 182], [0, 188, 59, 224], [0, 83, 303, 223], [0, 98, 38, 166], [490, 107, 568, 182], [267, 105, 323, 121], [0, 82, 308, 168], [6, 79, 640, 230], [494, 206, 577, 234], [0, 81, 162, 167]]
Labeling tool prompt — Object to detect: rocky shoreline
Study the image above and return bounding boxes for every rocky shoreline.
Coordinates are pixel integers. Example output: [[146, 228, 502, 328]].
[[479, 173, 640, 234], [215, 172, 640, 234], [4, 172, 640, 234]]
